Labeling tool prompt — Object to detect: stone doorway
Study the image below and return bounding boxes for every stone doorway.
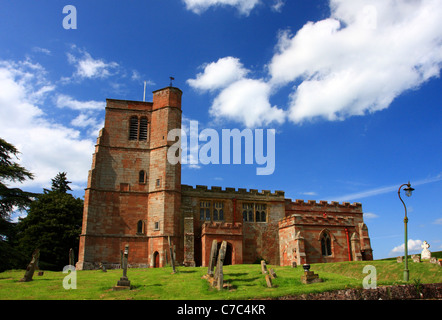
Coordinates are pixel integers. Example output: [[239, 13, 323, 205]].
[[153, 251, 159, 268]]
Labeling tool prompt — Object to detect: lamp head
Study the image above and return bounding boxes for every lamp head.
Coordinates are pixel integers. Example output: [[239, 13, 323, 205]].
[[404, 182, 414, 197]]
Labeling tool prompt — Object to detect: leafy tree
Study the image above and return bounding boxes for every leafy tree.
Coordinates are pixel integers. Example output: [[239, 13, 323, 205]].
[[17, 172, 83, 270], [49, 172, 72, 194], [0, 137, 35, 219], [0, 138, 35, 271]]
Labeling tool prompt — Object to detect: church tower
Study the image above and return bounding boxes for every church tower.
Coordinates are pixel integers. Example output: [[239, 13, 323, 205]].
[[76, 86, 182, 269]]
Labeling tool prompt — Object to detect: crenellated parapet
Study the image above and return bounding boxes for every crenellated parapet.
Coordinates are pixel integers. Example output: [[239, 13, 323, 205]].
[[201, 221, 243, 236], [181, 184, 285, 199], [284, 198, 362, 214], [279, 213, 356, 229]]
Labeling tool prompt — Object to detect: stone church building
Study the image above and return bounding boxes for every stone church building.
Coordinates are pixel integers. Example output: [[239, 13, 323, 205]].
[[76, 86, 373, 270]]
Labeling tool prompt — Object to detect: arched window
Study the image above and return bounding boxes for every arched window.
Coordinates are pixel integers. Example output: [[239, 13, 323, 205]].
[[260, 211, 266, 222], [139, 117, 148, 140], [129, 116, 139, 140], [321, 232, 332, 256], [139, 170, 146, 183]]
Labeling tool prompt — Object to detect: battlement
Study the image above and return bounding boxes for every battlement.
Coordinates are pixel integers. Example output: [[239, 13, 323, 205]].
[[181, 184, 285, 198], [285, 198, 362, 209], [201, 221, 243, 236]]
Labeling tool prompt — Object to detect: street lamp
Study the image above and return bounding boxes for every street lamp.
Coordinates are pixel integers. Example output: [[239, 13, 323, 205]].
[[398, 181, 414, 282]]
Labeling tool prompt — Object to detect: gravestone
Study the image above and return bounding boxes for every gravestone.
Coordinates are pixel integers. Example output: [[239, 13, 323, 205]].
[[69, 248, 75, 267], [113, 245, 131, 290], [168, 236, 176, 274], [291, 261, 297, 268], [429, 257, 437, 264], [261, 260, 268, 274], [397, 256, 404, 263], [207, 240, 218, 276], [301, 264, 323, 284], [214, 241, 227, 290], [20, 249, 40, 282], [412, 254, 421, 263], [269, 268, 277, 279], [99, 262, 107, 272], [265, 274, 273, 288], [421, 241, 431, 260]]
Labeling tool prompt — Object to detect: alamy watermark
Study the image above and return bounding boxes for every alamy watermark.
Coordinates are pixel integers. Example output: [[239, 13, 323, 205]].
[[62, 265, 77, 289], [63, 5, 77, 30], [167, 121, 276, 175], [362, 265, 377, 289]]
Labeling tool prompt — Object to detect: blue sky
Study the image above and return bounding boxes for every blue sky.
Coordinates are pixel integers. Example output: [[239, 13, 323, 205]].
[[0, 0, 441, 259]]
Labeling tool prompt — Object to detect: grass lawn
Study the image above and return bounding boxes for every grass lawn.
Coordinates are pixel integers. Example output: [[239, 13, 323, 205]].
[[0, 257, 441, 300]]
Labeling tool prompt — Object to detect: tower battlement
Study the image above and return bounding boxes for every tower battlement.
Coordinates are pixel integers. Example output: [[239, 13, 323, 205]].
[[181, 184, 285, 198]]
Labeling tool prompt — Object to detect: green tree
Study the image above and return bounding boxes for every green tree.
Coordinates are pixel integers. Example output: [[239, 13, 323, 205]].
[[18, 172, 83, 270], [0, 138, 35, 271], [0, 137, 34, 219]]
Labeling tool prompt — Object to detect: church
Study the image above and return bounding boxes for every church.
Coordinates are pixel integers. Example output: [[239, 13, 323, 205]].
[[76, 86, 373, 270]]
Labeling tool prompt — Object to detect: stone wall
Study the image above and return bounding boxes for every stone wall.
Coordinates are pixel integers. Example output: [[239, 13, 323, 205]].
[[275, 283, 442, 300]]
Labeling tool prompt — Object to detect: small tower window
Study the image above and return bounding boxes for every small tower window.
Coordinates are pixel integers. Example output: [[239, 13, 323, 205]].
[[139, 170, 146, 184], [137, 220, 144, 234]]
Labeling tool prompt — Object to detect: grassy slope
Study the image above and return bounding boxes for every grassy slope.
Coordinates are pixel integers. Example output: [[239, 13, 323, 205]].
[[0, 255, 441, 300]]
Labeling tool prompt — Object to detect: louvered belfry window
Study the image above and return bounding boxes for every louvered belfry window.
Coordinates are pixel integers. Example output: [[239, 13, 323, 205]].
[[139, 117, 148, 140], [129, 116, 139, 140], [129, 116, 148, 141]]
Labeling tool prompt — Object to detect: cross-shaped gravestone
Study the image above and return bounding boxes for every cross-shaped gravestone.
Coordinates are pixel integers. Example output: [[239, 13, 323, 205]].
[[115, 244, 131, 288]]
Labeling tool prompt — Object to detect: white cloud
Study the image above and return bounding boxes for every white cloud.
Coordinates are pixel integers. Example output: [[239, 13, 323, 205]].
[[188, 57, 285, 127], [0, 59, 95, 191], [363, 212, 379, 219], [269, 0, 442, 123], [390, 239, 423, 255], [56, 94, 105, 111], [66, 47, 119, 80], [433, 218, 442, 225], [187, 57, 249, 91], [183, 0, 261, 15], [271, 0, 285, 12], [210, 78, 285, 127], [189, 0, 442, 127]]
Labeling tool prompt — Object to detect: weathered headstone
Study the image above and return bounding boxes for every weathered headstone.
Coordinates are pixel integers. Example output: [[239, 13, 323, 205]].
[[269, 268, 277, 279], [397, 256, 404, 263], [69, 248, 75, 267], [99, 262, 107, 272], [214, 241, 227, 290], [19, 249, 40, 282], [291, 261, 297, 268], [265, 274, 273, 288], [412, 254, 421, 263], [421, 241, 431, 260], [168, 236, 177, 274], [261, 260, 268, 274], [429, 257, 437, 264], [207, 240, 218, 276], [113, 244, 131, 290]]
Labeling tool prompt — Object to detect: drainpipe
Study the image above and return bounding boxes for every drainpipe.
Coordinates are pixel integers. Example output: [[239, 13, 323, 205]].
[[345, 228, 352, 261]]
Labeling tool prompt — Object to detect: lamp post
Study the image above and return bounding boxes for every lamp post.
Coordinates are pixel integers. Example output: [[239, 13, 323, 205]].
[[398, 181, 414, 282]]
